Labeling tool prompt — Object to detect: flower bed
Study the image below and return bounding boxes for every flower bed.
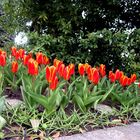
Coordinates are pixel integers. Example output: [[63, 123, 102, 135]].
[[0, 47, 140, 139]]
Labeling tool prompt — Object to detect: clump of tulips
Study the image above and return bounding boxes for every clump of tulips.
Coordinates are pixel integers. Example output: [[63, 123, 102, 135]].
[[0, 47, 140, 114]]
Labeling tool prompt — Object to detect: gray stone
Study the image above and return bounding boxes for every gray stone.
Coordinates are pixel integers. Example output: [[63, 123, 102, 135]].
[[95, 104, 113, 114], [5, 98, 23, 109], [0, 115, 6, 130], [55, 122, 140, 140]]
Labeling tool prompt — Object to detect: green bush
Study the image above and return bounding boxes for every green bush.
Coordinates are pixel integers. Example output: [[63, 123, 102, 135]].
[[25, 29, 140, 74]]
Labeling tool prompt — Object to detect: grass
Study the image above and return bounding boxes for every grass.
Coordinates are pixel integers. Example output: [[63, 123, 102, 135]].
[[1, 103, 140, 139]]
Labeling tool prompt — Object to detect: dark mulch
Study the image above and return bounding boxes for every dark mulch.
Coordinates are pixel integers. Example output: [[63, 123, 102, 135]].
[[4, 87, 22, 100]]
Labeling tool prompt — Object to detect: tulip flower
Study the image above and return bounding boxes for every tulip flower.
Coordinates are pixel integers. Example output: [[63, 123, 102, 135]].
[[131, 74, 136, 83], [23, 55, 30, 66], [85, 64, 92, 75], [88, 68, 100, 85], [0, 49, 2, 54], [127, 78, 132, 86], [99, 64, 106, 77], [28, 58, 38, 75], [78, 63, 85, 76], [53, 59, 63, 71], [46, 66, 57, 83], [36, 52, 43, 64], [11, 46, 17, 57], [19, 49, 25, 59], [63, 66, 71, 80], [109, 71, 115, 83], [49, 76, 58, 90], [15, 51, 20, 60], [11, 61, 18, 73], [68, 63, 75, 75], [119, 75, 128, 87], [43, 56, 50, 65], [58, 63, 65, 77], [0, 54, 6, 67]]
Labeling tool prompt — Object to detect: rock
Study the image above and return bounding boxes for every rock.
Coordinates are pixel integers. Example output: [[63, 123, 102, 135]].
[[55, 122, 140, 140], [5, 98, 23, 109], [0, 116, 6, 130], [94, 104, 113, 114]]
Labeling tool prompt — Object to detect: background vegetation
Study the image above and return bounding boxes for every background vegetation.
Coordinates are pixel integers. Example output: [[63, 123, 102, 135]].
[[0, 0, 140, 73]]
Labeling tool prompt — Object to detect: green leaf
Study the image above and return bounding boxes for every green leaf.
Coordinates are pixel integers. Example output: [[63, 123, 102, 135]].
[[101, 83, 115, 102], [73, 94, 86, 113], [26, 91, 48, 109], [84, 95, 102, 106]]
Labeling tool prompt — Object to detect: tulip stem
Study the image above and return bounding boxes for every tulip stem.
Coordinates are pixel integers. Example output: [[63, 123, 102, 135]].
[[32, 76, 36, 92]]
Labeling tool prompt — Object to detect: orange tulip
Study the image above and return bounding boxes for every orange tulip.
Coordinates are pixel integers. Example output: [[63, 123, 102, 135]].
[[109, 71, 115, 83], [58, 63, 65, 77], [23, 55, 30, 66], [36, 52, 43, 64], [131, 74, 136, 83], [15, 51, 20, 60], [43, 56, 50, 65], [99, 64, 106, 77], [28, 58, 38, 75], [127, 78, 132, 86], [88, 68, 100, 85], [119, 76, 128, 87], [78, 63, 85, 76], [49, 76, 58, 90], [53, 59, 63, 70], [46, 66, 57, 83], [11, 61, 18, 73], [68, 63, 75, 75], [19, 49, 25, 59], [63, 66, 71, 80], [0, 54, 6, 67], [11, 46, 17, 57]]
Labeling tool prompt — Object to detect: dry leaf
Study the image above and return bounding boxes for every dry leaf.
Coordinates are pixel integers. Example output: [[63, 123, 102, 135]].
[[30, 119, 40, 132], [52, 131, 60, 138], [79, 128, 85, 133], [39, 131, 45, 140]]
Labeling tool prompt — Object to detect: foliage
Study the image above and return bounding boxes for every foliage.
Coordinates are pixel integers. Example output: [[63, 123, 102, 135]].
[[0, 1, 140, 73], [26, 29, 140, 73]]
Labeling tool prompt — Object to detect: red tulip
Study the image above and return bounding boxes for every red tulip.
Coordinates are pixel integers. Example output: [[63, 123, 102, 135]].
[[68, 63, 75, 75], [11, 61, 18, 73], [127, 78, 132, 86], [49, 76, 58, 90], [0, 49, 2, 54], [0, 54, 6, 67], [19, 49, 25, 59], [63, 66, 71, 80], [11, 46, 17, 57], [109, 71, 115, 83], [46, 66, 57, 83], [78, 63, 85, 76], [43, 56, 50, 65], [28, 58, 38, 75], [88, 68, 100, 85], [119, 76, 128, 87], [99, 64, 106, 77], [58, 63, 65, 77], [53, 59, 63, 70], [36, 52, 43, 64], [15, 51, 20, 60], [131, 74, 136, 83], [23, 55, 30, 66], [86, 65, 92, 75]]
